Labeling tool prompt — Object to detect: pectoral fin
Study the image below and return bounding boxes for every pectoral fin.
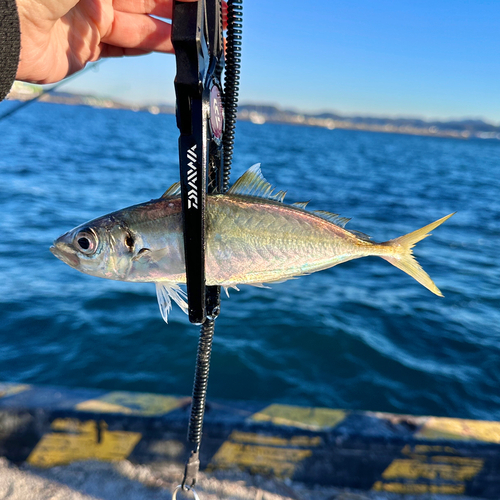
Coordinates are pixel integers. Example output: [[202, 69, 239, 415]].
[[132, 248, 151, 262], [133, 248, 171, 265]]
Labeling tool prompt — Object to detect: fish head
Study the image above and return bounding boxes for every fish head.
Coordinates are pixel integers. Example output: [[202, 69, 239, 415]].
[[50, 215, 141, 281]]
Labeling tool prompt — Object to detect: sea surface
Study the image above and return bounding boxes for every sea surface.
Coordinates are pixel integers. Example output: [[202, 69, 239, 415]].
[[0, 101, 499, 421]]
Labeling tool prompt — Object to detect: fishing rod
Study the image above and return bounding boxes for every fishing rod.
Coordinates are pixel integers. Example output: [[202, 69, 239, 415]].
[[0, 61, 103, 122], [171, 0, 241, 497]]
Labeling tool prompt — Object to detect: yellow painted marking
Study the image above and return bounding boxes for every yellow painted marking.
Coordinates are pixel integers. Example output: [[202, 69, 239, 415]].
[[373, 481, 465, 495], [431, 456, 484, 465], [373, 445, 484, 495], [405, 444, 457, 454], [382, 458, 483, 482], [416, 416, 500, 443], [288, 435, 322, 447], [77, 400, 134, 414], [0, 383, 31, 398], [229, 431, 321, 447], [208, 431, 320, 478], [75, 391, 184, 416], [27, 418, 141, 467], [250, 404, 346, 431], [209, 442, 312, 478]]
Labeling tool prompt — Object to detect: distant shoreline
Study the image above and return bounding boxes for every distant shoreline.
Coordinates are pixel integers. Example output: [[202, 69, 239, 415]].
[[6, 82, 500, 141]]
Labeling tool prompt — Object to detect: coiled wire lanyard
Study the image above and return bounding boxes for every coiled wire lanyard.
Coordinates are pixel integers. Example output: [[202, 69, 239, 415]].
[[171, 0, 242, 496]]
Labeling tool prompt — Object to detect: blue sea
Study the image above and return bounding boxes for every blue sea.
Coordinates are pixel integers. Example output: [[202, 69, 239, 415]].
[[0, 101, 499, 421]]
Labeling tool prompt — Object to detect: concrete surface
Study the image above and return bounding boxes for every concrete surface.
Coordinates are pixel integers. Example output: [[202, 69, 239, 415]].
[[0, 458, 482, 500], [1, 382, 498, 499]]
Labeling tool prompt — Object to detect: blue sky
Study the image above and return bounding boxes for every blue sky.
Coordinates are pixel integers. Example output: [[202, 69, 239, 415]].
[[62, 0, 500, 123]]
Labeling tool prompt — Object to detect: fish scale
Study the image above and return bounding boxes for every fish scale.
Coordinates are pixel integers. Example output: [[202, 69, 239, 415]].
[[206, 197, 351, 285]]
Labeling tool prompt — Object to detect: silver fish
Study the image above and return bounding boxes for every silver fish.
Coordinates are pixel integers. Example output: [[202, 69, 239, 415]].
[[51, 164, 453, 322]]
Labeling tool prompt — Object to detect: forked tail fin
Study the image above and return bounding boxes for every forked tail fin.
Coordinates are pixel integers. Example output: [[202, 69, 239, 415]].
[[381, 213, 455, 296]]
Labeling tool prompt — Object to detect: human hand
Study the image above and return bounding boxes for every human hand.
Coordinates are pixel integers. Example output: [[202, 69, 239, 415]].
[[15, 0, 198, 84]]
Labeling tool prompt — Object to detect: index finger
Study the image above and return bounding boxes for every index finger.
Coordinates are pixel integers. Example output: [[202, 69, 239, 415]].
[[112, 0, 197, 18]]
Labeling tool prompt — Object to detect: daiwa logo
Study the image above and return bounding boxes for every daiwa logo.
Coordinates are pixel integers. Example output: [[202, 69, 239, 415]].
[[187, 145, 198, 209]]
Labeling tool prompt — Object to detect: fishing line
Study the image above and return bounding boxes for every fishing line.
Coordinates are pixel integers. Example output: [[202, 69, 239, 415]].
[[0, 61, 103, 122]]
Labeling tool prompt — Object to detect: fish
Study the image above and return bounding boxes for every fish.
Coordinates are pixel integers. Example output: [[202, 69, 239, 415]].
[[51, 164, 454, 323]]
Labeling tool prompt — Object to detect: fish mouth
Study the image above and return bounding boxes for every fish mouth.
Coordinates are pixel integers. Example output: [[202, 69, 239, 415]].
[[50, 242, 80, 268]]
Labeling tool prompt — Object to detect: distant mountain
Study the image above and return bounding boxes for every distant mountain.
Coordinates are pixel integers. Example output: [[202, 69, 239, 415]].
[[238, 105, 500, 140], [5, 84, 176, 115], [6, 83, 499, 140]]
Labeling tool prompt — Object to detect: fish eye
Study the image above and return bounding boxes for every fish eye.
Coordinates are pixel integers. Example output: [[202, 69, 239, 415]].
[[125, 235, 134, 249], [78, 237, 90, 250], [75, 229, 98, 255]]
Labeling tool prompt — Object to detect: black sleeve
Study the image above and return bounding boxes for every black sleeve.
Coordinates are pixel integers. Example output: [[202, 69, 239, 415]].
[[0, 0, 20, 101]]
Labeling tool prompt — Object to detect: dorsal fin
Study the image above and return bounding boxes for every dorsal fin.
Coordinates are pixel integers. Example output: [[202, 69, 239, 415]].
[[348, 229, 372, 241], [274, 190, 287, 203], [161, 182, 181, 198], [312, 210, 351, 228], [228, 165, 366, 237], [228, 164, 286, 202], [291, 201, 310, 209]]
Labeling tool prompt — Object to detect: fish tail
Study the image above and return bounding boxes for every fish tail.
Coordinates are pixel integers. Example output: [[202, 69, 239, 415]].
[[380, 213, 455, 296]]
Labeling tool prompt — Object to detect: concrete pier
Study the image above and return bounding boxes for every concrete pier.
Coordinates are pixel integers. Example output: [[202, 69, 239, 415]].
[[0, 382, 497, 499]]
